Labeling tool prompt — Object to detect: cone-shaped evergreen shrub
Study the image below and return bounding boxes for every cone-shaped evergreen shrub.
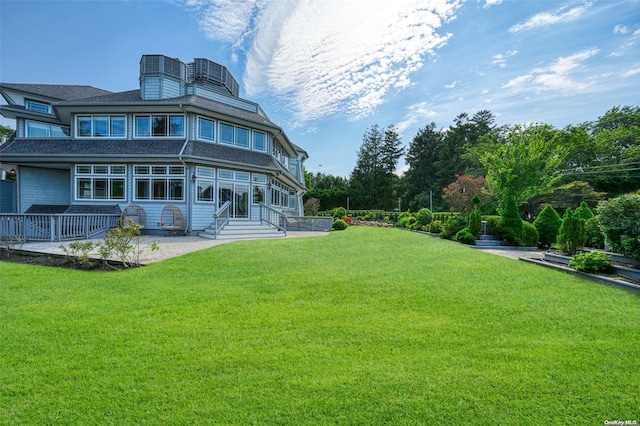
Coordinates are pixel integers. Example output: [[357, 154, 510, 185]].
[[468, 208, 482, 236], [500, 194, 524, 244], [533, 205, 563, 249], [521, 221, 539, 247], [574, 201, 595, 221], [557, 208, 583, 255]]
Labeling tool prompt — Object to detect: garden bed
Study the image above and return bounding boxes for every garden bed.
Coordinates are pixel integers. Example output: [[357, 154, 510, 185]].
[[526, 251, 640, 293], [0, 248, 130, 271]]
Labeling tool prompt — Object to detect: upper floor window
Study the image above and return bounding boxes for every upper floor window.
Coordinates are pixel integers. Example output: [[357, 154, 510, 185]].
[[219, 122, 251, 149], [26, 121, 70, 138], [197, 117, 215, 142], [253, 131, 266, 152], [25, 99, 50, 114], [135, 115, 184, 137], [76, 115, 126, 138]]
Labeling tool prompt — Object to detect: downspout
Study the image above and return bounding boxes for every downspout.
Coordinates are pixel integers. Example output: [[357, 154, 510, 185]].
[[177, 104, 192, 234]]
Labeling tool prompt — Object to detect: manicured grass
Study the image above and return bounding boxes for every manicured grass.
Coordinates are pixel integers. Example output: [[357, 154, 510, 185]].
[[1, 227, 638, 424]]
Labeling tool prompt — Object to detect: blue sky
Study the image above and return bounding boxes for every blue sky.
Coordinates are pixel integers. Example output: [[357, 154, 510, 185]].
[[1, 0, 639, 177]]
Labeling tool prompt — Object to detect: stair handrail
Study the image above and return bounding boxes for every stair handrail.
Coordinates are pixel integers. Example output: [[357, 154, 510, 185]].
[[258, 204, 287, 236], [212, 201, 232, 236]]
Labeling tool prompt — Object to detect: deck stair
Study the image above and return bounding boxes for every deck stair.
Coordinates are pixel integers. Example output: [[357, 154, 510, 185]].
[[473, 234, 502, 248], [199, 220, 284, 240]]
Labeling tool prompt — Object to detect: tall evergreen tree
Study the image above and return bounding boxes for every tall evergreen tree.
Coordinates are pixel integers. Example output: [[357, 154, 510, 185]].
[[349, 124, 404, 210], [403, 122, 444, 211]]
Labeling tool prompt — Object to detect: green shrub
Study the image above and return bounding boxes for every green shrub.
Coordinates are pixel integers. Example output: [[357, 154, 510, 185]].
[[596, 193, 640, 260], [569, 251, 612, 273], [484, 215, 502, 236], [500, 194, 524, 243], [439, 229, 451, 239], [415, 208, 433, 228], [468, 208, 482, 236], [444, 215, 467, 236], [574, 201, 595, 221], [332, 207, 347, 219], [455, 228, 476, 245], [533, 205, 563, 249], [521, 221, 539, 247], [557, 208, 583, 255], [332, 219, 348, 230], [583, 217, 605, 249], [429, 220, 443, 234]]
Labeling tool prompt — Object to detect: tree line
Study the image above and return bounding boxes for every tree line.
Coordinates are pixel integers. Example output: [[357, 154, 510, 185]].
[[304, 105, 640, 215]]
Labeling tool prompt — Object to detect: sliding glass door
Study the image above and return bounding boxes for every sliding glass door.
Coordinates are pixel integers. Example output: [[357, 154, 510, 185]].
[[218, 182, 249, 219]]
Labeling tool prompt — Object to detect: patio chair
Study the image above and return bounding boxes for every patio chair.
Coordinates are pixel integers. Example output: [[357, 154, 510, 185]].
[[120, 204, 147, 229], [160, 205, 185, 235]]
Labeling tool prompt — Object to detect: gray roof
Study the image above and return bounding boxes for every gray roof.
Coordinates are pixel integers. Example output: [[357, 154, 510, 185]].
[[0, 137, 304, 189], [57, 90, 278, 128], [0, 83, 112, 101]]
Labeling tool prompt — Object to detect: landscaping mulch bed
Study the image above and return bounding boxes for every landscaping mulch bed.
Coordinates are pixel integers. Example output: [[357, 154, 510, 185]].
[[0, 249, 130, 271]]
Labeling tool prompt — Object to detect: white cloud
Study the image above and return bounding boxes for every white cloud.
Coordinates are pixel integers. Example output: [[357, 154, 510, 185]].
[[508, 2, 592, 33], [483, 0, 502, 9], [491, 50, 518, 68], [444, 80, 460, 89], [179, 0, 462, 123], [396, 102, 438, 134], [503, 48, 599, 93], [621, 68, 640, 78], [614, 24, 630, 35]]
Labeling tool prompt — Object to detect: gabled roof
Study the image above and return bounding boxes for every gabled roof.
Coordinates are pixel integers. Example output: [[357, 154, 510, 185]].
[[0, 83, 112, 101]]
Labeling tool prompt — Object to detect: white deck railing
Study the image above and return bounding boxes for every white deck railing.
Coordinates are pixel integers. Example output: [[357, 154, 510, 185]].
[[0, 214, 120, 242]]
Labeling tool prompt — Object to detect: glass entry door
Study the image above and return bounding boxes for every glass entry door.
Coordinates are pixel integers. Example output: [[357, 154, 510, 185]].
[[219, 182, 249, 219]]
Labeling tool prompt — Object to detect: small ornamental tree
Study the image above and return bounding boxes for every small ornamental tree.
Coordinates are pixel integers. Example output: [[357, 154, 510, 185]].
[[500, 193, 524, 244], [415, 208, 433, 229], [597, 193, 640, 260], [573, 201, 595, 221], [533, 205, 563, 249], [557, 208, 583, 255]]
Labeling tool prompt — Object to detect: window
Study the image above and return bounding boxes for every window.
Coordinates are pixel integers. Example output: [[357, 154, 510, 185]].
[[253, 131, 266, 152], [196, 166, 216, 203], [269, 178, 292, 208], [76, 115, 126, 138], [219, 123, 234, 145], [252, 174, 267, 184], [134, 165, 185, 201], [236, 127, 250, 148], [218, 169, 250, 181], [198, 117, 215, 142], [135, 115, 184, 137], [75, 165, 126, 200], [219, 122, 254, 149], [253, 185, 265, 204], [26, 121, 70, 138], [25, 99, 50, 114]]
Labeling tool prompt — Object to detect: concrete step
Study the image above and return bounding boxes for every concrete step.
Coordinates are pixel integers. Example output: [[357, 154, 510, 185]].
[[199, 220, 284, 240], [474, 239, 501, 247]]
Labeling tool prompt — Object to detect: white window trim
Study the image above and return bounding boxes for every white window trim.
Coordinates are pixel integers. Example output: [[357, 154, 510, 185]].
[[133, 165, 185, 202], [133, 114, 185, 138], [75, 115, 127, 138]]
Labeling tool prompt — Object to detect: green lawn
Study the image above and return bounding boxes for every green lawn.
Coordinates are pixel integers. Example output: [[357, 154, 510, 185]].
[[1, 227, 638, 425]]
